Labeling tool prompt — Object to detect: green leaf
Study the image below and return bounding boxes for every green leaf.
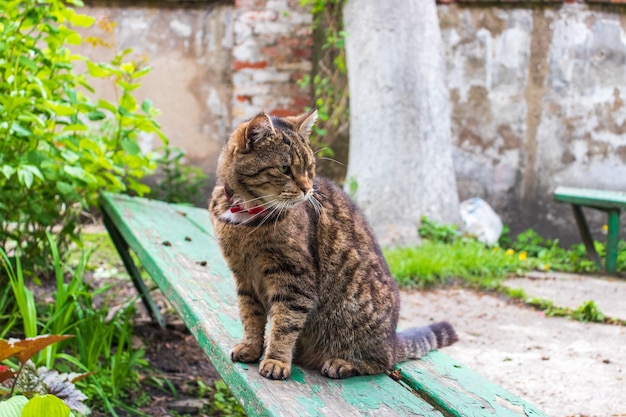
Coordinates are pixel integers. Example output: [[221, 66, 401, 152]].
[[23, 165, 44, 181], [1, 166, 16, 179], [70, 13, 95, 28], [86, 110, 106, 121], [63, 166, 86, 180], [141, 99, 153, 114], [17, 168, 34, 188], [132, 66, 152, 79], [44, 101, 76, 117], [66, 32, 82, 45], [0, 395, 29, 417], [22, 395, 71, 417], [121, 138, 141, 156], [10, 122, 32, 137], [128, 178, 150, 196], [56, 181, 75, 195], [97, 99, 117, 113], [63, 124, 88, 132], [86, 61, 110, 78], [120, 92, 137, 112]]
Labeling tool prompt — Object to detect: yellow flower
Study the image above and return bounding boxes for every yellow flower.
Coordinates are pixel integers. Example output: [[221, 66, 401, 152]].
[[602, 224, 608, 233], [506, 249, 515, 256], [543, 264, 550, 271], [519, 251, 527, 261]]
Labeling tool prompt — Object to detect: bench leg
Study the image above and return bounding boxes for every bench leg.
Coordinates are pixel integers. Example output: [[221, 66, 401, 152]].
[[571, 205, 603, 271], [103, 211, 166, 328], [606, 209, 621, 275]]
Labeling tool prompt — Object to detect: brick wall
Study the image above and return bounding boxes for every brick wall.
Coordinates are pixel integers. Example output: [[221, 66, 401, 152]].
[[232, 0, 312, 127]]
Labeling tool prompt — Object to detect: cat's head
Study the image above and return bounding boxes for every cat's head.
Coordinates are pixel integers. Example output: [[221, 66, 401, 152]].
[[217, 110, 318, 213]]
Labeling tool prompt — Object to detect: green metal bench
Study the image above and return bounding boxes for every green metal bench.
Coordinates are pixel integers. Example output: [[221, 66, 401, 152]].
[[554, 186, 626, 274], [100, 192, 547, 417]]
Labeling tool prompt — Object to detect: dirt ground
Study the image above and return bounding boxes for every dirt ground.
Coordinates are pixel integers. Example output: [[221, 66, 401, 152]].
[[399, 279, 626, 417]]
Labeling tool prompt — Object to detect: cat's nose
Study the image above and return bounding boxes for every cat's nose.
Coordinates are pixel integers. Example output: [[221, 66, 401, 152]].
[[297, 179, 312, 195]]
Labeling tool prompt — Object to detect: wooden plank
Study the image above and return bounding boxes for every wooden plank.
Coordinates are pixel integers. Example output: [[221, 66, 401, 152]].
[[99, 193, 444, 417], [396, 351, 549, 417], [554, 186, 626, 209]]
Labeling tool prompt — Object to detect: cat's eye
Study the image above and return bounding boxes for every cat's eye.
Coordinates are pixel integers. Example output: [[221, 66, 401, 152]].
[[279, 165, 291, 175]]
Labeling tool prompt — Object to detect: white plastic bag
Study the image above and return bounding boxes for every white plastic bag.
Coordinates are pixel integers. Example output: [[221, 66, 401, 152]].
[[460, 197, 503, 246]]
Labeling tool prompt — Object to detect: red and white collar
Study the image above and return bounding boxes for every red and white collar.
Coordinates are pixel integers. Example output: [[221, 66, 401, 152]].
[[224, 186, 267, 216]]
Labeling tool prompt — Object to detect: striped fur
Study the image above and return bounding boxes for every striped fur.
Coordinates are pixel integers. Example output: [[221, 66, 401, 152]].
[[209, 110, 458, 380]]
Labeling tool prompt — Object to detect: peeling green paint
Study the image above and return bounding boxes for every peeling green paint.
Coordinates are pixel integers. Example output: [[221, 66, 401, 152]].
[[291, 367, 306, 384]]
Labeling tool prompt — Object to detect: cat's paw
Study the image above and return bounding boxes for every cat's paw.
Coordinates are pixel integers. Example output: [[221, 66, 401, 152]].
[[259, 358, 291, 380], [230, 343, 262, 363], [321, 358, 359, 379]]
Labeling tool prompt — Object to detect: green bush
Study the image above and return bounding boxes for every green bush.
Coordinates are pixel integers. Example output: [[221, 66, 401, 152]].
[[0, 0, 166, 272]]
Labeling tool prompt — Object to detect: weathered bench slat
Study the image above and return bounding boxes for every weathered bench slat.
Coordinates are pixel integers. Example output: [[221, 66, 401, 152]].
[[100, 193, 444, 416], [554, 186, 626, 210], [397, 353, 546, 416], [100, 192, 547, 416]]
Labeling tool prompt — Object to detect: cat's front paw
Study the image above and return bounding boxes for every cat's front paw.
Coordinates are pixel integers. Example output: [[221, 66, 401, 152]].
[[321, 358, 359, 379], [230, 342, 262, 363], [259, 358, 291, 380]]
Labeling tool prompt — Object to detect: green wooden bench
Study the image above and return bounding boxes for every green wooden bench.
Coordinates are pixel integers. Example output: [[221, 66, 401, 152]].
[[100, 192, 547, 417], [554, 186, 626, 274]]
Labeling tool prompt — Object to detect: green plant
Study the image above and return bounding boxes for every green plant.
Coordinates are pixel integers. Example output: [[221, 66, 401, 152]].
[[209, 380, 247, 417], [0, 0, 166, 272], [0, 279, 15, 339], [526, 298, 610, 324], [418, 216, 461, 244], [2, 235, 150, 416], [148, 146, 209, 206], [508, 229, 614, 273], [0, 335, 88, 416], [572, 300, 605, 323], [298, 0, 348, 157], [56, 275, 149, 416], [0, 248, 37, 339]]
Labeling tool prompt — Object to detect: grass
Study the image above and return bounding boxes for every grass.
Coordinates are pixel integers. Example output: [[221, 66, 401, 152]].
[[384, 240, 528, 289], [384, 217, 625, 325]]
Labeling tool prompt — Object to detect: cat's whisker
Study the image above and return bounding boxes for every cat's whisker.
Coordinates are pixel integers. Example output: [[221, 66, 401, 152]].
[[309, 196, 322, 218], [239, 194, 274, 206], [314, 147, 330, 155], [317, 157, 345, 166], [247, 199, 283, 234]]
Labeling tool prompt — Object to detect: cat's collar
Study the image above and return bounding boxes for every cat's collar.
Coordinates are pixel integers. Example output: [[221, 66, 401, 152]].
[[224, 186, 267, 215]]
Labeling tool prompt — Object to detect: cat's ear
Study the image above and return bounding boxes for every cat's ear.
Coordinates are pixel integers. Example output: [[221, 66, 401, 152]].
[[243, 113, 276, 151], [294, 109, 318, 139]]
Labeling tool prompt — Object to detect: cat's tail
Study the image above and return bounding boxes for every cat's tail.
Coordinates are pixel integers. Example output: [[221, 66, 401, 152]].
[[395, 321, 458, 361]]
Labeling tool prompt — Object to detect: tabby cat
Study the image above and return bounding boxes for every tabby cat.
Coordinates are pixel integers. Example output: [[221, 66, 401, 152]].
[[209, 110, 458, 380]]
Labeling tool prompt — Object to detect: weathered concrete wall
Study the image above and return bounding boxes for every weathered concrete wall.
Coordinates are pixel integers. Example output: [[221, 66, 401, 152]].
[[76, 1, 625, 241], [439, 3, 626, 241], [79, 1, 234, 174], [78, 0, 311, 176]]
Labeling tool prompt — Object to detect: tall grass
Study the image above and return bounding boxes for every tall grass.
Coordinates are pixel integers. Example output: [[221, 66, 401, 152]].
[[385, 240, 528, 289]]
